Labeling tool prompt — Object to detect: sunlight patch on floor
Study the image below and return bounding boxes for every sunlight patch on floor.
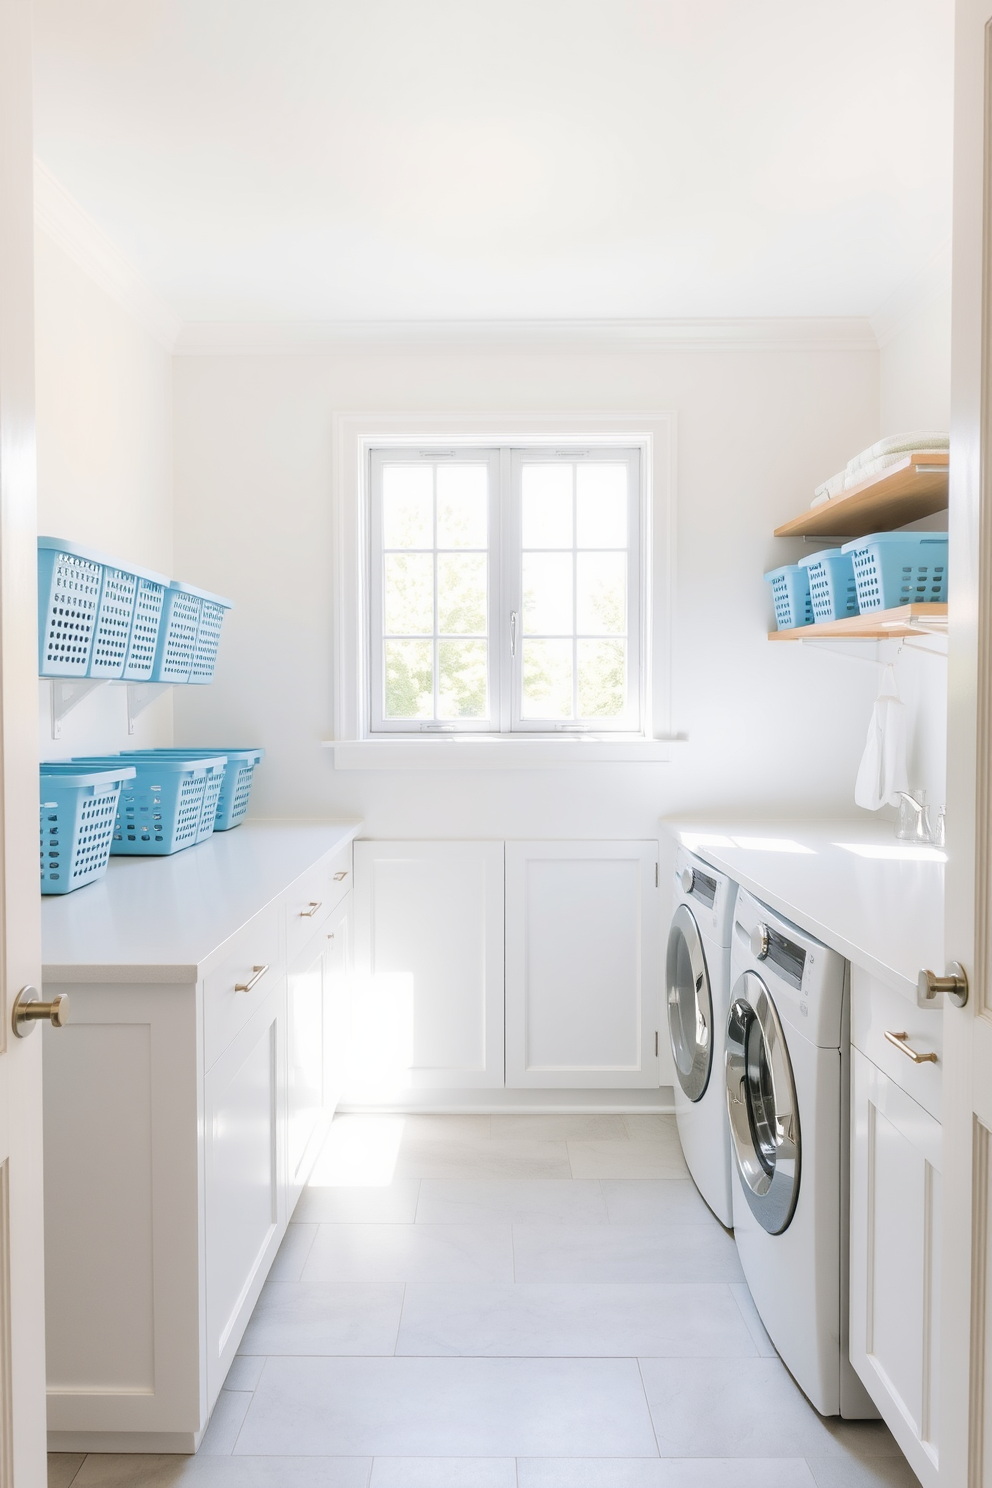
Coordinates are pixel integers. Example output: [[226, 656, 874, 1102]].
[[307, 1115, 407, 1187]]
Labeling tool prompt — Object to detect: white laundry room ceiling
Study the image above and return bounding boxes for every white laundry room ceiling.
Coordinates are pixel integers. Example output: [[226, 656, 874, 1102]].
[[32, 0, 953, 323]]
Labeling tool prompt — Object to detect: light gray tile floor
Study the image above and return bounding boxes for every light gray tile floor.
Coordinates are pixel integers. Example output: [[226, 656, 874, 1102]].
[[50, 1112, 912, 1488]]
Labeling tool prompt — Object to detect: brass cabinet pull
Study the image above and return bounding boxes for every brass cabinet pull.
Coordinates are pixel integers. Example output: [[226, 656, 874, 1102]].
[[300, 901, 322, 918], [235, 965, 269, 994], [884, 1029, 938, 1065], [333, 871, 349, 882], [12, 985, 69, 1038]]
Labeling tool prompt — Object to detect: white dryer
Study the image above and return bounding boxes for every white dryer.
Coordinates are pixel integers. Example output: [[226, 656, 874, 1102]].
[[665, 846, 737, 1227], [726, 888, 875, 1418]]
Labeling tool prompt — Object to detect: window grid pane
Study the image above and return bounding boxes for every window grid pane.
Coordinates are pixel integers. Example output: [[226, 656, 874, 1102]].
[[520, 460, 629, 722], [381, 461, 491, 722]]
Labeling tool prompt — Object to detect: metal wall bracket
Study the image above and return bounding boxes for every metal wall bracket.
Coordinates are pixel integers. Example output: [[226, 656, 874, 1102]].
[[49, 679, 105, 740], [125, 683, 171, 735]]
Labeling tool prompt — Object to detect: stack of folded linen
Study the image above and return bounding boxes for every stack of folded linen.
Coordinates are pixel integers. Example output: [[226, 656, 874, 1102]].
[[811, 431, 949, 508]]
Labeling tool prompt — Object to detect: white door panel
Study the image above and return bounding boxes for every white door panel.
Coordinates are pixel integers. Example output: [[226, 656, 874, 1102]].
[[940, 5, 992, 1482], [505, 841, 660, 1088], [0, 4, 56, 1478], [353, 842, 504, 1091]]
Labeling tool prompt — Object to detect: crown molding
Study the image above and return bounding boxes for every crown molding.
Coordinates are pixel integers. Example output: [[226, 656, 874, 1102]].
[[33, 159, 181, 351], [869, 242, 952, 348], [173, 315, 879, 357]]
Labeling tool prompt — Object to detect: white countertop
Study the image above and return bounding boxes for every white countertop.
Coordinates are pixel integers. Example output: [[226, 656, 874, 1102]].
[[662, 817, 944, 1000], [41, 819, 362, 983]]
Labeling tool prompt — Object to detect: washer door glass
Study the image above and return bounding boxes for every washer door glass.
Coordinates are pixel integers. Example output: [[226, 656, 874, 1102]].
[[666, 903, 712, 1102], [725, 970, 801, 1234]]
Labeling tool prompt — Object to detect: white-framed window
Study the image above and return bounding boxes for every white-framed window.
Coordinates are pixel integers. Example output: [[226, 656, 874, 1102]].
[[368, 445, 643, 734]]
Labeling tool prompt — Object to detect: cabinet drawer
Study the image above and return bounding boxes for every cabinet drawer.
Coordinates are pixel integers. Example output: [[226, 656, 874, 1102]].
[[851, 964, 942, 1121], [203, 905, 284, 1069], [285, 843, 352, 961]]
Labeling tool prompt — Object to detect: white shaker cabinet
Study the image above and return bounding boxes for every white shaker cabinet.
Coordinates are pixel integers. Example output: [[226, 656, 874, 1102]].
[[286, 896, 352, 1207], [204, 984, 286, 1408], [504, 840, 661, 1088], [849, 968, 942, 1488], [352, 841, 505, 1091], [40, 820, 360, 1453]]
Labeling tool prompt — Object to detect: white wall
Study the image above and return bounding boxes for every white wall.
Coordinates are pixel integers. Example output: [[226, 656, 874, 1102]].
[[171, 343, 883, 837], [880, 290, 952, 433], [34, 231, 174, 758], [878, 288, 952, 818]]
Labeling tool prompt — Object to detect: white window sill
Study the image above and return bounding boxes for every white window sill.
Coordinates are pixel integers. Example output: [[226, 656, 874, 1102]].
[[323, 736, 683, 770]]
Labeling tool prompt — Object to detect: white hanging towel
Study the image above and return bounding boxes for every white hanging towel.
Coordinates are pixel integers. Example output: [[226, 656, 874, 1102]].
[[854, 665, 910, 811]]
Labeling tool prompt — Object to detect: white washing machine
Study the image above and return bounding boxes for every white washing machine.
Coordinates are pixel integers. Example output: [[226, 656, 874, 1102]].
[[665, 846, 737, 1227], [726, 888, 876, 1418]]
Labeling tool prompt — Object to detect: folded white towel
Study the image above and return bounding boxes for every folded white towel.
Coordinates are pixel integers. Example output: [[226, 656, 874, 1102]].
[[811, 470, 845, 507], [846, 431, 949, 476], [867, 431, 948, 461], [844, 452, 905, 488]]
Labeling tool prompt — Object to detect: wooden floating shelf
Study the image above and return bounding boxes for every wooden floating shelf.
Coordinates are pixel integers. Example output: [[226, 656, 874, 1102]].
[[774, 451, 949, 539], [768, 603, 948, 642]]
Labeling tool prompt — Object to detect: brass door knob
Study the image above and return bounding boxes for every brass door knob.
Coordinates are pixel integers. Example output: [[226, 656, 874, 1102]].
[[918, 962, 969, 1008], [12, 986, 69, 1038]]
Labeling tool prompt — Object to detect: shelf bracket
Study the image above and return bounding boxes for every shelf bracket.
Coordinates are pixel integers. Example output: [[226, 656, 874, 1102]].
[[49, 679, 106, 740], [124, 683, 171, 735], [801, 640, 884, 667]]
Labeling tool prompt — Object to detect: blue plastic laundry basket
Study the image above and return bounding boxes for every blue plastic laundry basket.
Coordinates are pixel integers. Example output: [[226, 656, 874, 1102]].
[[799, 548, 860, 623], [38, 538, 171, 680], [190, 592, 234, 684], [117, 750, 230, 841], [37, 537, 103, 676], [123, 747, 264, 830], [764, 564, 814, 630], [67, 754, 219, 854], [121, 566, 170, 680], [841, 531, 949, 613], [39, 764, 136, 893], [151, 582, 233, 684]]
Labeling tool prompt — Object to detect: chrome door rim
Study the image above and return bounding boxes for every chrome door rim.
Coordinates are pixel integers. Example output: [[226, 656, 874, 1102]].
[[725, 970, 801, 1234], [666, 903, 713, 1103]]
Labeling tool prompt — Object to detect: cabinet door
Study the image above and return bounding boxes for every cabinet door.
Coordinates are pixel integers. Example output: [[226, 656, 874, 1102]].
[[286, 936, 328, 1205], [352, 842, 504, 1091], [285, 896, 352, 1208], [505, 840, 660, 1088], [850, 1048, 941, 1488], [204, 984, 286, 1410], [324, 895, 352, 1116]]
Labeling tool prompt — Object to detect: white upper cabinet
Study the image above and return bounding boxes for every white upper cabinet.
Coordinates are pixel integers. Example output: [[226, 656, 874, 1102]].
[[504, 840, 660, 1088], [353, 841, 505, 1090]]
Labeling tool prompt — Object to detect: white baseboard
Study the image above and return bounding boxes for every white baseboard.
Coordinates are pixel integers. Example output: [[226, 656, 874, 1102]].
[[48, 1431, 199, 1453], [338, 1086, 676, 1116]]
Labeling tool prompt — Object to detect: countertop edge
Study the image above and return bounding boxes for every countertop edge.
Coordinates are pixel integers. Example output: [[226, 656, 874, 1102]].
[[660, 819, 922, 1001], [41, 818, 364, 980]]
